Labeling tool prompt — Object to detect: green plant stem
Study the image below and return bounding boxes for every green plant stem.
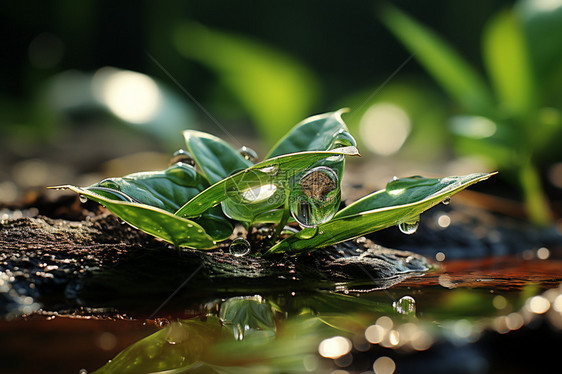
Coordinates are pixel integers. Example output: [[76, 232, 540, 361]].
[[270, 195, 291, 244], [519, 160, 552, 226]]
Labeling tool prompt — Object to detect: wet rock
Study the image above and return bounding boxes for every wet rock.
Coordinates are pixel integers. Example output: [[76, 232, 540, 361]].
[[0, 213, 429, 317]]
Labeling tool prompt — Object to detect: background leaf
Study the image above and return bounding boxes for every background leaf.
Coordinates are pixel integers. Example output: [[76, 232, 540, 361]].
[[174, 22, 319, 146], [482, 9, 536, 119], [265, 173, 494, 255], [381, 5, 494, 115], [184, 130, 253, 185]]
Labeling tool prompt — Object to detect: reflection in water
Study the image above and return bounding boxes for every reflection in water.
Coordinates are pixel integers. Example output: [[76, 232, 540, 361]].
[[89, 277, 562, 373]]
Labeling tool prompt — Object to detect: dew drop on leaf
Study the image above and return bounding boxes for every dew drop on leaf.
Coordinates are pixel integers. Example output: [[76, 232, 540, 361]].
[[393, 296, 416, 315], [442, 196, 451, 205], [79, 195, 88, 204], [398, 217, 419, 235], [289, 166, 340, 228], [259, 164, 279, 175], [229, 237, 251, 257], [169, 149, 195, 166], [296, 226, 318, 239], [238, 146, 258, 163]]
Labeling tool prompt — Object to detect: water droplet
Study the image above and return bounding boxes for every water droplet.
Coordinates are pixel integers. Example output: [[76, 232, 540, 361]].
[[238, 146, 258, 163], [99, 178, 121, 190], [79, 195, 88, 203], [296, 226, 318, 239], [289, 166, 340, 228], [442, 196, 451, 205], [259, 164, 279, 175], [170, 149, 195, 166], [229, 237, 251, 257], [398, 217, 419, 235], [393, 296, 416, 315]]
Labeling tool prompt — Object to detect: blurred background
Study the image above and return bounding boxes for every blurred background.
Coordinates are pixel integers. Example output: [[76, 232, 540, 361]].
[[1, 0, 561, 224]]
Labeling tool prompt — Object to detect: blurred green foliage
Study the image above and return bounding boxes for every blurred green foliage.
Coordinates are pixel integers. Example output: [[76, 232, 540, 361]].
[[381, 1, 562, 225], [3, 0, 561, 218], [173, 22, 319, 145]]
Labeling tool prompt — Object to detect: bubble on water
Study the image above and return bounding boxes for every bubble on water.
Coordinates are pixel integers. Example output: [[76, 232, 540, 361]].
[[79, 195, 88, 203], [393, 296, 416, 315], [229, 237, 251, 257], [289, 166, 340, 228], [238, 146, 258, 163], [398, 217, 419, 235], [442, 196, 451, 205], [169, 149, 195, 166]]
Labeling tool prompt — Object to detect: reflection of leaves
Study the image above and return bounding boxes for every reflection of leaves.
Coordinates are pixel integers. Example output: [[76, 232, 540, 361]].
[[219, 296, 276, 340], [92, 317, 225, 374]]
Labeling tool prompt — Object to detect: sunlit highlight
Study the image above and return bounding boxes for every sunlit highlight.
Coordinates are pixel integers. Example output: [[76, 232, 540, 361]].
[[93, 67, 162, 124], [527, 295, 550, 314], [318, 336, 352, 359], [437, 214, 451, 228], [373, 356, 396, 374], [450, 115, 497, 139], [241, 184, 277, 203], [359, 103, 411, 156]]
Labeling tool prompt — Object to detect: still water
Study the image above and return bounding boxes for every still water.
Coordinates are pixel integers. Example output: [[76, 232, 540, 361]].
[[1, 250, 560, 374]]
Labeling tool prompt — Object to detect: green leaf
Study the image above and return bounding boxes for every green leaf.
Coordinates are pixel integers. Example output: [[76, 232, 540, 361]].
[[381, 5, 494, 114], [174, 22, 319, 146], [52, 185, 216, 249], [266, 109, 357, 158], [184, 130, 253, 185], [81, 163, 233, 241], [264, 109, 356, 225], [482, 10, 536, 119], [175, 147, 360, 220], [88, 163, 209, 213], [265, 173, 495, 255]]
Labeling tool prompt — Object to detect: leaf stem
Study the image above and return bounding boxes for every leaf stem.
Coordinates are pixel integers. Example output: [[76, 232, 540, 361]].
[[519, 160, 552, 226], [270, 193, 291, 243]]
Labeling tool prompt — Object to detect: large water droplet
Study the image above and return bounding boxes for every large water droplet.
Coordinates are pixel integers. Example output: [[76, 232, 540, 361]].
[[79, 195, 88, 203], [442, 196, 451, 205], [238, 146, 258, 163], [393, 296, 416, 315], [229, 237, 251, 257], [289, 166, 340, 228], [398, 217, 419, 235], [169, 149, 195, 166]]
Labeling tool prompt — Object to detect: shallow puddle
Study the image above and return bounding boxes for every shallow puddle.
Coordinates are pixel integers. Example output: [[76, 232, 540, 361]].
[[1, 251, 561, 374]]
